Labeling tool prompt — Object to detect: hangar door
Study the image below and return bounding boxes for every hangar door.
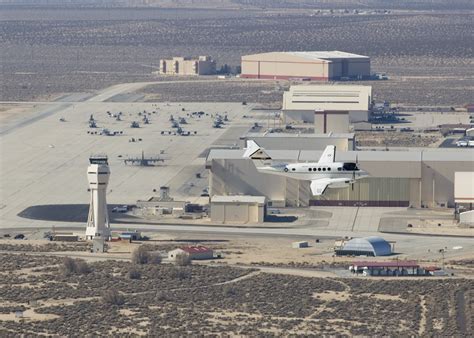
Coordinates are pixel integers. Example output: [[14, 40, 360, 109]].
[[310, 178, 412, 207], [225, 204, 249, 223]]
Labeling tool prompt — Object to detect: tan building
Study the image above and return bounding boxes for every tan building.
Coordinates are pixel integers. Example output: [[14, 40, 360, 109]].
[[282, 85, 372, 133], [211, 195, 266, 224], [206, 148, 474, 209], [241, 51, 370, 81], [159, 56, 216, 76], [455, 172, 474, 205]]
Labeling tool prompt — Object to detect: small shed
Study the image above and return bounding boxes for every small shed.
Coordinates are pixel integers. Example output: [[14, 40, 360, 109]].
[[119, 231, 141, 241], [211, 195, 266, 224], [168, 246, 214, 261], [292, 241, 309, 248]]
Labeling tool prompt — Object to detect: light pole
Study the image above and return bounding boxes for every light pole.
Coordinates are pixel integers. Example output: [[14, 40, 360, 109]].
[[439, 248, 446, 270]]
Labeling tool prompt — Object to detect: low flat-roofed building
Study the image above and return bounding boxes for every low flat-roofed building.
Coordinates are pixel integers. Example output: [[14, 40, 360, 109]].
[[211, 195, 266, 224], [206, 148, 473, 208], [240, 132, 355, 151], [168, 246, 214, 261], [350, 261, 424, 276]]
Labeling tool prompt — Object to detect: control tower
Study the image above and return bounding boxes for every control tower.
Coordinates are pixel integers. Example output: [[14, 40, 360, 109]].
[[85, 155, 111, 240]]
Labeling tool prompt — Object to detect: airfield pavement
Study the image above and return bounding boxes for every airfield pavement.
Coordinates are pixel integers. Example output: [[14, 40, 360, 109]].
[[1, 81, 473, 263], [0, 81, 262, 229]]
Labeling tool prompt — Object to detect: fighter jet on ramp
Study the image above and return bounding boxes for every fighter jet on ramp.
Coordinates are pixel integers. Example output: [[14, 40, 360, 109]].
[[243, 140, 369, 196]]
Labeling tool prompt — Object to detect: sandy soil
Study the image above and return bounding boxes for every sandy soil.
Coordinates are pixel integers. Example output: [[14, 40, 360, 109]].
[[0, 103, 37, 124], [0, 309, 60, 322]]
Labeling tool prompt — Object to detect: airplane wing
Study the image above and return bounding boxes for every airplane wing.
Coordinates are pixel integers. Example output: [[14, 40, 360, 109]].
[[310, 177, 348, 196], [310, 179, 331, 196]]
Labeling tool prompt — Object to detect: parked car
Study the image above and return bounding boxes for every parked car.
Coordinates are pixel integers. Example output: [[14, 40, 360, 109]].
[[112, 205, 128, 213], [14, 234, 25, 240]]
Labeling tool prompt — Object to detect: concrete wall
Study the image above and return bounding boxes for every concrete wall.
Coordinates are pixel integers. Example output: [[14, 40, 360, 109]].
[[459, 210, 474, 225], [240, 134, 353, 151], [421, 161, 473, 208], [211, 201, 263, 223], [241, 52, 329, 80], [455, 172, 474, 204], [283, 109, 369, 124], [314, 112, 350, 133], [210, 159, 287, 204]]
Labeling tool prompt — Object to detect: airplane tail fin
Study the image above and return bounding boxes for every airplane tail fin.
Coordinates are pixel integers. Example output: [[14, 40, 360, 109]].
[[243, 140, 272, 160], [318, 145, 336, 164]]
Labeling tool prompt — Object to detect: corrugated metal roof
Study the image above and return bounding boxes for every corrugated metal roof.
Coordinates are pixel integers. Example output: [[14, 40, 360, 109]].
[[341, 236, 392, 256], [207, 148, 471, 163], [243, 132, 355, 139], [211, 195, 266, 204], [352, 261, 419, 268], [422, 149, 474, 162], [287, 51, 369, 60], [180, 246, 213, 254]]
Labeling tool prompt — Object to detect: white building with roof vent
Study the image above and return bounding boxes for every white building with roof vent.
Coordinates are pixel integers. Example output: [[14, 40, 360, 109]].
[[282, 85, 372, 132]]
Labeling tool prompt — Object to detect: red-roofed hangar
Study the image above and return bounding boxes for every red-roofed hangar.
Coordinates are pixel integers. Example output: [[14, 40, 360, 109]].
[[241, 51, 370, 81]]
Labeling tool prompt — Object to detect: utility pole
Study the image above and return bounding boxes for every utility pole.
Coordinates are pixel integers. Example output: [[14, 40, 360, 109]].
[[439, 248, 446, 270]]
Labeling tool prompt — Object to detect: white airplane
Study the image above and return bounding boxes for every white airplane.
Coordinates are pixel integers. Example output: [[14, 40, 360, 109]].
[[243, 140, 369, 196]]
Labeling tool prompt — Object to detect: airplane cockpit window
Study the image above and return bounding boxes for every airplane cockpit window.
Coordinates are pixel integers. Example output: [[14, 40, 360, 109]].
[[343, 162, 359, 171]]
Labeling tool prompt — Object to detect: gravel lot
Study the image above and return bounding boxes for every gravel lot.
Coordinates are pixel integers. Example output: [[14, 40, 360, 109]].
[[1, 7, 472, 105], [0, 253, 471, 336]]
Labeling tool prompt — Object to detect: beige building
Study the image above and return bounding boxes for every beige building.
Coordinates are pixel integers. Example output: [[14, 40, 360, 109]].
[[211, 195, 266, 224], [241, 51, 370, 81], [159, 56, 216, 76], [455, 172, 474, 206], [282, 85, 372, 133], [206, 148, 474, 209]]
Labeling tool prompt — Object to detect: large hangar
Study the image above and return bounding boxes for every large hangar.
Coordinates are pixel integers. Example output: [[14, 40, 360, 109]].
[[206, 148, 474, 208], [282, 85, 372, 133], [241, 51, 370, 81], [240, 132, 355, 151]]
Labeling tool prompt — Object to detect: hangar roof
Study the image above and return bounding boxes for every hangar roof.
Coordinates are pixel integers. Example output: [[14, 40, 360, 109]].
[[211, 195, 266, 204], [207, 148, 470, 163], [341, 236, 392, 256], [243, 51, 369, 61], [242, 132, 355, 139]]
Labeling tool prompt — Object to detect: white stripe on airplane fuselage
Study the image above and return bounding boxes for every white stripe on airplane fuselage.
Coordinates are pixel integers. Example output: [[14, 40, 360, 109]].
[[257, 162, 361, 181]]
